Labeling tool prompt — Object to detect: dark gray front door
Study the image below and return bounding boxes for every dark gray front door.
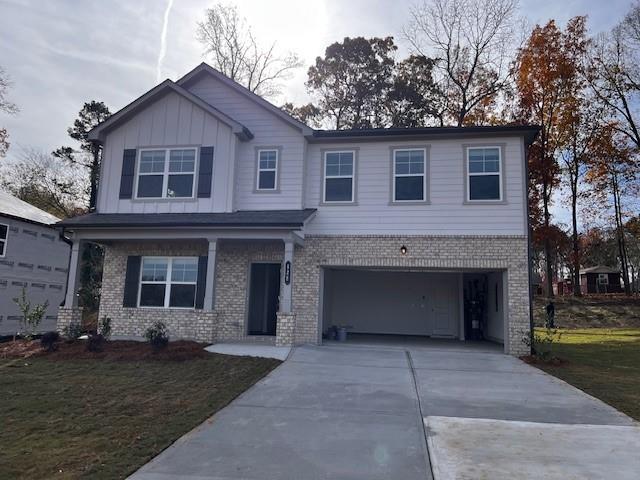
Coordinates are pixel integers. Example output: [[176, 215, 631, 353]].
[[248, 263, 281, 335]]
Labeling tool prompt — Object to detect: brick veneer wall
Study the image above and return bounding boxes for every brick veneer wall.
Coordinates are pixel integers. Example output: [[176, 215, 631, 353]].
[[291, 235, 531, 356], [97, 241, 218, 343], [214, 241, 284, 341], [93, 235, 530, 355]]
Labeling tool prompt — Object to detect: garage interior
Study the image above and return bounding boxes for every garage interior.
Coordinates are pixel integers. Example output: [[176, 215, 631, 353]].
[[321, 268, 507, 350]]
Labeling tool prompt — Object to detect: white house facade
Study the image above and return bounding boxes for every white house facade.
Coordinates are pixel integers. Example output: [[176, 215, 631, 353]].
[[57, 63, 538, 356]]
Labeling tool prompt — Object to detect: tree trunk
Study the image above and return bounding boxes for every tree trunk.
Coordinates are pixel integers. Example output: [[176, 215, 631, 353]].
[[570, 168, 582, 296], [612, 173, 631, 295], [88, 142, 100, 211], [543, 190, 554, 298]]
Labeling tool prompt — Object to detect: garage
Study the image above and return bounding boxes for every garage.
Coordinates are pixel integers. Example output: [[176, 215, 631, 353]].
[[321, 268, 506, 346]]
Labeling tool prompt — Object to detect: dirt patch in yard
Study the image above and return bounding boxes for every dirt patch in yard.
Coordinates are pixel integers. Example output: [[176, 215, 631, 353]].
[[1, 339, 213, 361], [533, 295, 640, 329]]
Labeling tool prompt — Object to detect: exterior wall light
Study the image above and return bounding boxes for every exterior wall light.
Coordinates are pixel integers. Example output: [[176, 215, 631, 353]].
[[400, 245, 407, 255]]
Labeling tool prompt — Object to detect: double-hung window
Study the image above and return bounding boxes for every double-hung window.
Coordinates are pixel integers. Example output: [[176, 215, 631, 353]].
[[597, 273, 609, 285], [467, 147, 502, 201], [256, 149, 278, 190], [393, 149, 426, 202], [136, 148, 196, 199], [0, 223, 8, 257], [324, 151, 355, 202], [139, 257, 198, 308]]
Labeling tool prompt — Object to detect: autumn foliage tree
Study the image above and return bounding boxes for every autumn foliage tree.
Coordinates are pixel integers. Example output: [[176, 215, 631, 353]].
[[514, 17, 587, 297]]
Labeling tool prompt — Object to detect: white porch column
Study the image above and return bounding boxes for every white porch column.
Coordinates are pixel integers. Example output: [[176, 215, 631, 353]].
[[281, 240, 294, 313], [64, 240, 82, 307], [203, 239, 217, 311]]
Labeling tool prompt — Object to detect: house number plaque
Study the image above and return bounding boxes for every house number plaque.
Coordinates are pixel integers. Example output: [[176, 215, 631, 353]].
[[285, 261, 291, 285]]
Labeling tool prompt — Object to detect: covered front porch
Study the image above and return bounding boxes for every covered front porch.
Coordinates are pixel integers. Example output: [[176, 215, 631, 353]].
[[57, 210, 316, 347]]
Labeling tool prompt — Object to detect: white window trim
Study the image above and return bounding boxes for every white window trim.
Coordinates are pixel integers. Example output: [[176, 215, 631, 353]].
[[138, 256, 198, 309], [256, 149, 279, 191], [392, 148, 427, 203], [466, 146, 503, 202], [323, 150, 356, 203], [135, 147, 198, 200], [597, 273, 609, 285], [0, 222, 8, 258]]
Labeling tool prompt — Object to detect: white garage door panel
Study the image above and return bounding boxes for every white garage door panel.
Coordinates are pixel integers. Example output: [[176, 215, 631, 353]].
[[325, 270, 459, 337]]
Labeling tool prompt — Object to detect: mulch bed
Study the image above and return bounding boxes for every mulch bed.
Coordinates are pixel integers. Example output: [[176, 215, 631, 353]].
[[1, 339, 211, 361]]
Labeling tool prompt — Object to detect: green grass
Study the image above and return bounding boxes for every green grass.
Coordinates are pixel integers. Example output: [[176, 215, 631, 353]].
[[0, 355, 280, 479], [533, 328, 640, 422]]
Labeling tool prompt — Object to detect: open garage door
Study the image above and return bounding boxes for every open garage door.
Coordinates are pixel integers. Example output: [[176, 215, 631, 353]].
[[322, 269, 461, 338]]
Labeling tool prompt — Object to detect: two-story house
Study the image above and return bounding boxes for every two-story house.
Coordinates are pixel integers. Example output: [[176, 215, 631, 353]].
[[57, 63, 538, 356]]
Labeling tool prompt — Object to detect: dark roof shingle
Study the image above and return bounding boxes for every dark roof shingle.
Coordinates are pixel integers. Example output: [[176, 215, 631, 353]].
[[58, 209, 317, 229]]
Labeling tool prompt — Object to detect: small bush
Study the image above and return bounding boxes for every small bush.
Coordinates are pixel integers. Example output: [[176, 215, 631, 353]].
[[40, 331, 60, 352], [522, 327, 563, 362], [99, 317, 112, 340], [63, 323, 83, 342], [86, 333, 105, 352], [144, 321, 169, 351]]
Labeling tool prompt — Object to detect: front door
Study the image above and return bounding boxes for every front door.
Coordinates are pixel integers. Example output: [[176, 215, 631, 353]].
[[248, 263, 281, 335]]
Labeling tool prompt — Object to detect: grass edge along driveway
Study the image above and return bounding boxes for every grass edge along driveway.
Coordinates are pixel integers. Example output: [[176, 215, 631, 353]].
[[533, 328, 640, 422]]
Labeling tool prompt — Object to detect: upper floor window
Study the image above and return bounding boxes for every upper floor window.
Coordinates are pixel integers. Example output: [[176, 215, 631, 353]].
[[256, 149, 278, 190], [467, 147, 502, 201], [393, 149, 426, 202], [139, 256, 198, 308], [136, 148, 196, 199], [0, 223, 7, 257], [324, 151, 355, 203]]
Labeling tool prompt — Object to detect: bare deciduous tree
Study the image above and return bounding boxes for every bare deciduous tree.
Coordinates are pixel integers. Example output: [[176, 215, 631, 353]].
[[586, 4, 640, 149], [0, 65, 19, 157], [197, 3, 302, 98], [0, 148, 87, 218], [404, 0, 519, 126]]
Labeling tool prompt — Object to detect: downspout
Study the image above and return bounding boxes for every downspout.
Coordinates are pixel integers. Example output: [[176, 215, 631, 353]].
[[58, 226, 73, 307]]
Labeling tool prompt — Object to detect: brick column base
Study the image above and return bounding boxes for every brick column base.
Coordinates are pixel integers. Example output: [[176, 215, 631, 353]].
[[57, 307, 83, 334], [276, 312, 296, 346]]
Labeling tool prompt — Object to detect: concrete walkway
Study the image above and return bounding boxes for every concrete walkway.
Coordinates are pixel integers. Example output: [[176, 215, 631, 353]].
[[129, 341, 637, 480]]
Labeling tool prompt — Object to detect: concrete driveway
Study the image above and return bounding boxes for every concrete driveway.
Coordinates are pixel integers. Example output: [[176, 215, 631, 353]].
[[129, 341, 637, 480]]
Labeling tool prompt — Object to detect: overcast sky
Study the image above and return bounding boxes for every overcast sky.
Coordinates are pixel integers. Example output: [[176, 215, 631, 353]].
[[0, 0, 632, 163]]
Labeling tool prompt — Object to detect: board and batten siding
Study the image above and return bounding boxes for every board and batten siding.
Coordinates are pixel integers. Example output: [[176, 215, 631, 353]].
[[303, 137, 527, 235], [185, 75, 305, 210], [97, 91, 236, 214]]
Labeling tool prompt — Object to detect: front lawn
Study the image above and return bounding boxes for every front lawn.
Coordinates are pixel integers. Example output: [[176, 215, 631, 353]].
[[531, 328, 640, 422], [0, 341, 280, 479]]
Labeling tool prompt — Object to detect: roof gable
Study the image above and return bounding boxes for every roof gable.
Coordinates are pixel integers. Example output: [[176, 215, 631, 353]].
[[88, 80, 253, 142], [177, 63, 313, 136]]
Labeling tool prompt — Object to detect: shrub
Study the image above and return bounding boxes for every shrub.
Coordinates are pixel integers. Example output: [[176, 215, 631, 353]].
[[99, 317, 112, 340], [40, 331, 60, 352], [144, 321, 169, 351], [86, 333, 105, 352], [12, 287, 49, 341], [63, 323, 83, 342], [522, 327, 562, 362]]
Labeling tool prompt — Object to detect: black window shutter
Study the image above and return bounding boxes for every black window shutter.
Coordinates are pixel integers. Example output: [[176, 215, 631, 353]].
[[197, 146, 214, 198], [123, 256, 141, 307], [119, 149, 137, 199], [195, 256, 208, 309]]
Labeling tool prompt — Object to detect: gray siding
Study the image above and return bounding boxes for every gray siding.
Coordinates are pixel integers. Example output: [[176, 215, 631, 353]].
[[303, 137, 527, 235], [97, 91, 237, 213], [0, 216, 70, 335], [185, 75, 305, 210]]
